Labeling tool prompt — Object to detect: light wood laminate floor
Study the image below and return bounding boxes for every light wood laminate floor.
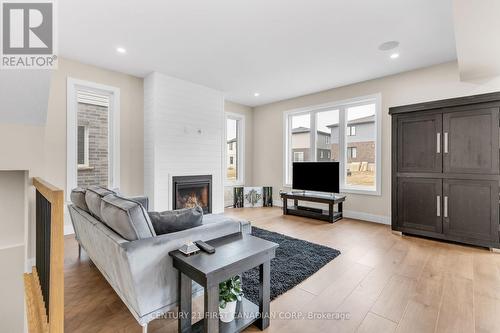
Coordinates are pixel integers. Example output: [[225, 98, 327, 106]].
[[64, 207, 500, 333]]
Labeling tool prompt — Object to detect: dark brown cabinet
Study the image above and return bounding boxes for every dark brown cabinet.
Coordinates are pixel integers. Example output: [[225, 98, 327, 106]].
[[390, 93, 500, 249], [397, 114, 442, 173], [443, 107, 499, 174], [443, 179, 499, 243], [397, 178, 442, 233]]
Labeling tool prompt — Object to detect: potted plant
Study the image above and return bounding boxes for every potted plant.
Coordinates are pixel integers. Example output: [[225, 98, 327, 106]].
[[219, 275, 243, 323]]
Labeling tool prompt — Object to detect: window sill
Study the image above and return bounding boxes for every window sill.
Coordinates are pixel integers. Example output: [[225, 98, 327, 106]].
[[225, 182, 244, 187], [341, 187, 380, 196], [78, 165, 94, 171]]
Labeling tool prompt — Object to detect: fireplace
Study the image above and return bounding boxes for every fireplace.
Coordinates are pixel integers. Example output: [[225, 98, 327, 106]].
[[172, 175, 212, 213]]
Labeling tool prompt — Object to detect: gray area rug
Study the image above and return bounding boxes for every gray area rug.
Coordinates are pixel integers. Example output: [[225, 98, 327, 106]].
[[242, 227, 341, 304]]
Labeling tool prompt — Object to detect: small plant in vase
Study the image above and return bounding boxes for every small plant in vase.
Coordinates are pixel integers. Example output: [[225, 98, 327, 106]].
[[219, 275, 243, 323]]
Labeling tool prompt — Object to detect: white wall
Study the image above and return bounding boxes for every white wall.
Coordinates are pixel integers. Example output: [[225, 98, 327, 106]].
[[253, 61, 500, 223], [144, 72, 225, 213], [0, 171, 27, 333]]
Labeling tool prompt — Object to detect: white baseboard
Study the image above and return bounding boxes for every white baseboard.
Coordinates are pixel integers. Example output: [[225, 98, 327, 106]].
[[64, 224, 75, 235], [272, 199, 391, 225], [343, 210, 391, 225]]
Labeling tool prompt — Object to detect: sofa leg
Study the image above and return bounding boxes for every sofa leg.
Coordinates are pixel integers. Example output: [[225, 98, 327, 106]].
[[142, 323, 148, 333], [78, 244, 82, 258]]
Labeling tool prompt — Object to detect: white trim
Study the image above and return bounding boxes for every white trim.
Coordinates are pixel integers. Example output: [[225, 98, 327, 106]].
[[272, 199, 390, 225], [283, 93, 382, 196], [66, 78, 121, 200], [342, 210, 390, 225], [224, 112, 245, 186]]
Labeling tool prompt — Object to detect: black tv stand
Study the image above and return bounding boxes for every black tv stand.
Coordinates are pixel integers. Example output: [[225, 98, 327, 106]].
[[280, 191, 346, 223]]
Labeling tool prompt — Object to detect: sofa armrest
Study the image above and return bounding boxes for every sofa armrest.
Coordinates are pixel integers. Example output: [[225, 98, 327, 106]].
[[119, 217, 243, 322]]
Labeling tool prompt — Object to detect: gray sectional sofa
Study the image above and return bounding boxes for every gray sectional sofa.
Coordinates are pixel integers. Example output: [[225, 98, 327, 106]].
[[68, 186, 251, 332]]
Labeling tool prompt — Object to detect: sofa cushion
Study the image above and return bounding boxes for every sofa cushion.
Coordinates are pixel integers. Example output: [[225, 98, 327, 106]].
[[70, 187, 90, 212], [85, 186, 115, 220], [100, 194, 156, 241], [148, 206, 203, 235], [126, 196, 149, 211]]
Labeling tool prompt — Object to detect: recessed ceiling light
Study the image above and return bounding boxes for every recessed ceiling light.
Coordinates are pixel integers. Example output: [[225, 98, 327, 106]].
[[254, 92, 260, 97], [390, 53, 400, 59], [116, 47, 127, 54], [378, 41, 400, 51]]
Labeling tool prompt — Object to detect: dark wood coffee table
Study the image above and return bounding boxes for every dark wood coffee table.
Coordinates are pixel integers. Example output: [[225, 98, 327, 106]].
[[169, 233, 278, 333]]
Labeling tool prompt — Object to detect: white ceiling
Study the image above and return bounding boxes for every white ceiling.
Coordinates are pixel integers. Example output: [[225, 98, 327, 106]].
[[59, 0, 457, 106]]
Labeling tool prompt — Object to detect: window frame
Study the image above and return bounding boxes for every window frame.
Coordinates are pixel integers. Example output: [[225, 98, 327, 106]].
[[283, 93, 381, 196], [224, 112, 245, 186], [67, 78, 120, 202]]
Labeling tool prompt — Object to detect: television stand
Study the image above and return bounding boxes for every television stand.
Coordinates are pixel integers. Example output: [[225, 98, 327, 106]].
[[280, 191, 346, 223]]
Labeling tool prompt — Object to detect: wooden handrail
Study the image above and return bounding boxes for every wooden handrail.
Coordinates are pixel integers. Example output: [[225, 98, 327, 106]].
[[25, 178, 64, 333]]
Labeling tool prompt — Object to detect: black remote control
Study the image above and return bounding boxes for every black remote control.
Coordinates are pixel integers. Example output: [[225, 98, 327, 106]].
[[195, 240, 215, 254]]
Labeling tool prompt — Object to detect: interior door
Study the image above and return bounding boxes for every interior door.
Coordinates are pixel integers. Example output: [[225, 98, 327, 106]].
[[397, 177, 443, 233], [397, 114, 442, 173], [443, 107, 499, 174], [443, 179, 499, 242]]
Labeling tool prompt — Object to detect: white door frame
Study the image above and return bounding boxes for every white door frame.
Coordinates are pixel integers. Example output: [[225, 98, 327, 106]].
[[66, 77, 120, 200]]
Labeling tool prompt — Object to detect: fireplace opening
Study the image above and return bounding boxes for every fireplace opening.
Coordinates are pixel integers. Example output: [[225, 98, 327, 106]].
[[172, 175, 212, 214]]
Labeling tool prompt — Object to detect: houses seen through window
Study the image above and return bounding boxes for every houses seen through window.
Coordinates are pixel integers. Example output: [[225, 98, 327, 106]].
[[226, 118, 238, 181]]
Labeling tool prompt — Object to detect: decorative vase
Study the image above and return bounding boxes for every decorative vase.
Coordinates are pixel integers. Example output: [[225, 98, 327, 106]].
[[219, 300, 237, 323]]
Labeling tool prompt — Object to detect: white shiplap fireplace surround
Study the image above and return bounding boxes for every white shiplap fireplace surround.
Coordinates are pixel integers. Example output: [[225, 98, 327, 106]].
[[144, 72, 225, 213]]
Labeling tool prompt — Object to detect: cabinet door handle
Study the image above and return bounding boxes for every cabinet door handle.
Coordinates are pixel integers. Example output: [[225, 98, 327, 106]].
[[436, 195, 441, 217], [437, 133, 441, 153], [444, 196, 448, 218], [444, 132, 449, 153]]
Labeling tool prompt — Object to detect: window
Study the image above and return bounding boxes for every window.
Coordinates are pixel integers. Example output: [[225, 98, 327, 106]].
[[67, 78, 120, 200], [225, 113, 245, 184], [293, 152, 304, 162], [347, 147, 357, 159], [347, 126, 356, 136], [77, 125, 89, 167], [285, 94, 381, 194]]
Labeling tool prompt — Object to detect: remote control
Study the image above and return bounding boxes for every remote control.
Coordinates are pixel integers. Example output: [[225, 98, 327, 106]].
[[194, 240, 215, 254]]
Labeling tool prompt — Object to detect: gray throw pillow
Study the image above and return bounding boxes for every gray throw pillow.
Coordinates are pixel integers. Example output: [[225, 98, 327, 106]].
[[70, 187, 89, 212], [148, 206, 203, 235]]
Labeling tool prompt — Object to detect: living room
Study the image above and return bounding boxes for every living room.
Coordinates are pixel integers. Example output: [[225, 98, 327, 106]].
[[1, 1, 500, 332]]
